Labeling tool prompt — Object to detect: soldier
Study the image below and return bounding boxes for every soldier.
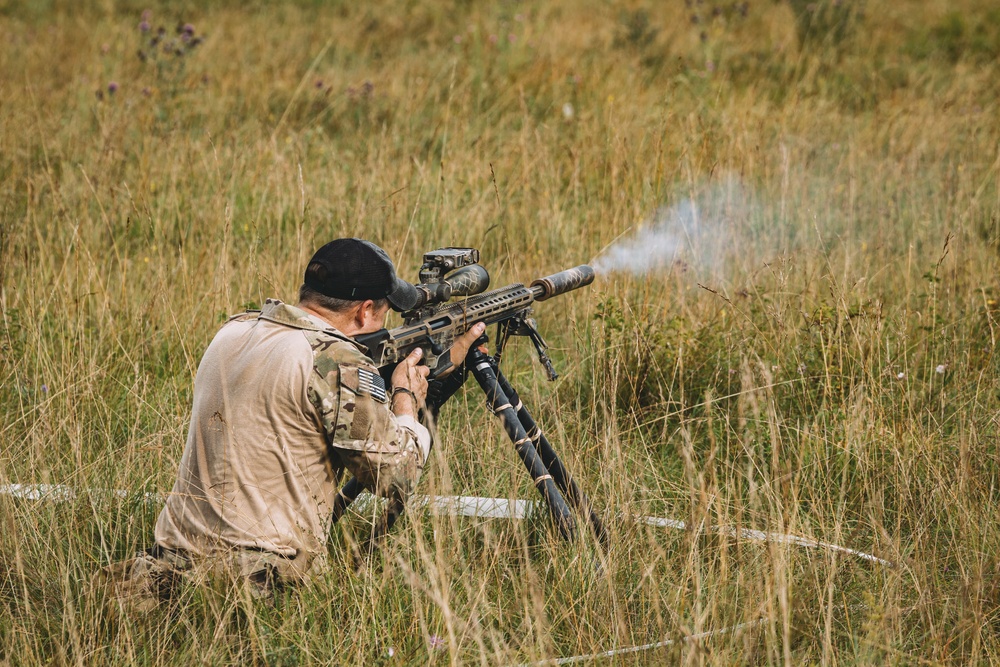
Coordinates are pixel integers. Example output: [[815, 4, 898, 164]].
[[104, 238, 485, 603]]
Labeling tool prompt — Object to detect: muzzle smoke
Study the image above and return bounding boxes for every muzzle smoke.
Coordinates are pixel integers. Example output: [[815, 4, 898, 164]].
[[592, 178, 749, 277]]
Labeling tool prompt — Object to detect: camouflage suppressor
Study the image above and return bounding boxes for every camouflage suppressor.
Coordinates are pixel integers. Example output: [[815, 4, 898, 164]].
[[530, 265, 596, 301], [356, 265, 595, 377]]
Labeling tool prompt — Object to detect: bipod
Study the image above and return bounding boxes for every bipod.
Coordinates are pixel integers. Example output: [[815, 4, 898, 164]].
[[468, 345, 609, 547]]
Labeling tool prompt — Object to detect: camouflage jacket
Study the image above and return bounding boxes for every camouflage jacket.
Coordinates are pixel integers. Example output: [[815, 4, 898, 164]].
[[154, 299, 429, 564]]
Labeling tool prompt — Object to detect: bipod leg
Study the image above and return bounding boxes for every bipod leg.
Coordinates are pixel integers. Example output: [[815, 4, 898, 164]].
[[469, 348, 577, 541], [493, 369, 610, 549]]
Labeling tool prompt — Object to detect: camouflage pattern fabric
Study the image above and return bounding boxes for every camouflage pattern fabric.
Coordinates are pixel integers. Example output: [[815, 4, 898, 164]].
[[304, 325, 425, 503]]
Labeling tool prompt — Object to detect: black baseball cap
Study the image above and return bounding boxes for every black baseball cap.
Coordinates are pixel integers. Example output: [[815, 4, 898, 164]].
[[304, 238, 419, 312]]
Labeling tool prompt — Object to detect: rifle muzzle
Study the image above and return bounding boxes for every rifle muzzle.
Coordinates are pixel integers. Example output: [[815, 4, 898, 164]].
[[530, 265, 596, 301]]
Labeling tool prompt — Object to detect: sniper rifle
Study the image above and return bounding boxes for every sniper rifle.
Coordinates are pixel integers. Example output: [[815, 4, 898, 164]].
[[334, 248, 608, 554]]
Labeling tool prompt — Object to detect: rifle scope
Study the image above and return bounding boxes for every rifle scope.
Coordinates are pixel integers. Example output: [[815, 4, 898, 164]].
[[411, 264, 491, 309], [530, 265, 595, 301]]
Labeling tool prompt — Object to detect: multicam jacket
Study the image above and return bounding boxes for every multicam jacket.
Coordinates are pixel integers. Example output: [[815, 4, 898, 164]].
[[154, 299, 430, 569]]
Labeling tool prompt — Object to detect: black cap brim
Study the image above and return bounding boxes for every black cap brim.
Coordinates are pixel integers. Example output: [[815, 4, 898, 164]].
[[386, 276, 419, 312]]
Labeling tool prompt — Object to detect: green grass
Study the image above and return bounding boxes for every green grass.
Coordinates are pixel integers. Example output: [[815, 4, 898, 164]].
[[2, 0, 1000, 664]]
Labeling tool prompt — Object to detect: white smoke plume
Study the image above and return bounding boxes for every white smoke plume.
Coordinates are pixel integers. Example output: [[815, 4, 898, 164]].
[[592, 178, 750, 277]]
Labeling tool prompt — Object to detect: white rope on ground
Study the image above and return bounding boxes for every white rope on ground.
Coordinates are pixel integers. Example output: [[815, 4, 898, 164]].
[[0, 484, 893, 566], [641, 516, 894, 567], [511, 618, 766, 666]]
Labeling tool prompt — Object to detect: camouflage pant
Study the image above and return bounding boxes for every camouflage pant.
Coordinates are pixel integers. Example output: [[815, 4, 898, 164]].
[[98, 546, 321, 610]]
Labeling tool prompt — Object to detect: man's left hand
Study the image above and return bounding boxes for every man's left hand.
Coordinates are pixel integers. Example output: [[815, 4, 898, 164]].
[[439, 322, 486, 376]]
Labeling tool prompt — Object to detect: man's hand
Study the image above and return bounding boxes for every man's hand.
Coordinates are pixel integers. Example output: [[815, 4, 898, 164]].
[[424, 323, 488, 418], [390, 348, 429, 417], [444, 322, 487, 374]]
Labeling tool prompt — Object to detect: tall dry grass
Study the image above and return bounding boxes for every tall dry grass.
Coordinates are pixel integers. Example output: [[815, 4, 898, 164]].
[[1, 0, 999, 664]]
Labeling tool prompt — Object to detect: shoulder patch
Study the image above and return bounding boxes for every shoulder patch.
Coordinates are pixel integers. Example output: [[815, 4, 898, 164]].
[[357, 368, 388, 403]]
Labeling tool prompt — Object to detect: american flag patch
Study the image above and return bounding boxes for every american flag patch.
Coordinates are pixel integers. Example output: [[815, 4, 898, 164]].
[[357, 368, 388, 403]]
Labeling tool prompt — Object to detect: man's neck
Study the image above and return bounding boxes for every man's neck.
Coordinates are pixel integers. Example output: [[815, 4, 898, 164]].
[[298, 303, 359, 336]]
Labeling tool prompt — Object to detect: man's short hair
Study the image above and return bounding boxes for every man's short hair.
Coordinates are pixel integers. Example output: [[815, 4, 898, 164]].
[[298, 284, 388, 314]]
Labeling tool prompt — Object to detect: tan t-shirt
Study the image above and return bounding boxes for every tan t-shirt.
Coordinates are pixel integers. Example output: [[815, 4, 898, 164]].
[[154, 300, 429, 561]]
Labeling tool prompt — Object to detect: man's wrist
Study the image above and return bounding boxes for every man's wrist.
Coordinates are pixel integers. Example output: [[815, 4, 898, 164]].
[[390, 387, 418, 414]]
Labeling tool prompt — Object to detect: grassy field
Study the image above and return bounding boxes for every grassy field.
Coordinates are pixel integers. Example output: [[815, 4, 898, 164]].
[[2, 0, 999, 664]]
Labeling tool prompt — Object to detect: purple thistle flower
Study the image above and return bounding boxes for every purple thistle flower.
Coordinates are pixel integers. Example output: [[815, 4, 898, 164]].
[[182, 23, 195, 35], [140, 20, 150, 32], [361, 80, 374, 96], [315, 79, 324, 89], [141, 9, 152, 20], [428, 635, 445, 650], [108, 81, 119, 94], [41, 385, 49, 393]]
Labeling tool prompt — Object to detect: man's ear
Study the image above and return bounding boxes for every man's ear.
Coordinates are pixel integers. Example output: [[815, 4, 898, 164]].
[[355, 299, 376, 328]]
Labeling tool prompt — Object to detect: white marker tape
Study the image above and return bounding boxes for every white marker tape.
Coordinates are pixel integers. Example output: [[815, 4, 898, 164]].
[[0, 484, 892, 566]]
